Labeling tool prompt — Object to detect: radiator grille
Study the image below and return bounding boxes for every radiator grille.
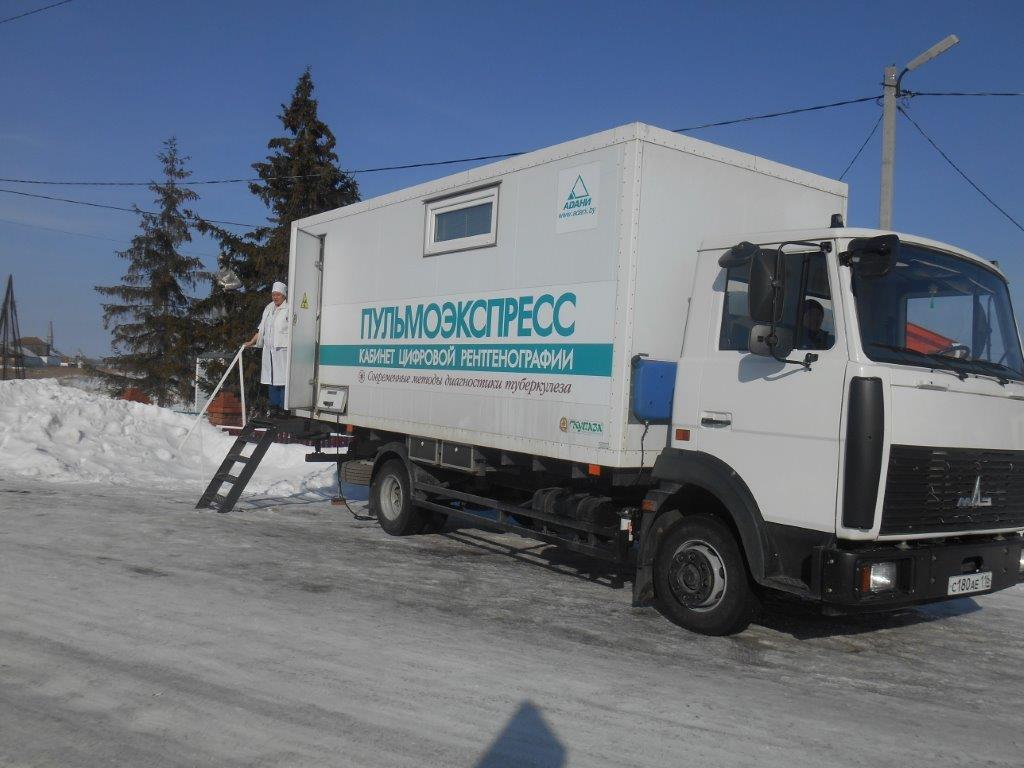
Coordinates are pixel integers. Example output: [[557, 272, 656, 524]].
[[880, 445, 1024, 535]]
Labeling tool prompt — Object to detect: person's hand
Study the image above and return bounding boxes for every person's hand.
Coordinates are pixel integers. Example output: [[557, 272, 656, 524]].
[[243, 339, 254, 348]]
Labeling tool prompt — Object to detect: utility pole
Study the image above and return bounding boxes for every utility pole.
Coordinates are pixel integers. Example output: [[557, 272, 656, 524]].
[[879, 34, 960, 230], [0, 275, 26, 380], [879, 66, 898, 230]]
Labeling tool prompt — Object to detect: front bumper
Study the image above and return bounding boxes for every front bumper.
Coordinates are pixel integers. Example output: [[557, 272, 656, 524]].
[[813, 536, 1023, 608]]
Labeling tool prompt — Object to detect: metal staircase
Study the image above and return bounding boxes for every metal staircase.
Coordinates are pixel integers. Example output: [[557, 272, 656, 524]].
[[195, 419, 280, 513], [196, 416, 341, 514]]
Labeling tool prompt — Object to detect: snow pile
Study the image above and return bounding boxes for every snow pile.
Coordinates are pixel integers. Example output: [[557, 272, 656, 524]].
[[0, 379, 335, 496]]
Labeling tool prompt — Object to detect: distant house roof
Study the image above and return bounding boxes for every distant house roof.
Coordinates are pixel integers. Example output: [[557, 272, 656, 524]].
[[17, 336, 50, 356], [17, 347, 45, 367]]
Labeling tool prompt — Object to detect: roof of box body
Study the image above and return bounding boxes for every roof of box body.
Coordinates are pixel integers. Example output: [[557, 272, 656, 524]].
[[293, 122, 847, 231]]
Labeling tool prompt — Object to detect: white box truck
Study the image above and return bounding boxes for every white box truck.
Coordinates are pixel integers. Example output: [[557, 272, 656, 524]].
[[284, 123, 1024, 635]]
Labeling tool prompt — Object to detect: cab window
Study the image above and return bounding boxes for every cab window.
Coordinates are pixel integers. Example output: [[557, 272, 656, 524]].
[[719, 250, 835, 352]]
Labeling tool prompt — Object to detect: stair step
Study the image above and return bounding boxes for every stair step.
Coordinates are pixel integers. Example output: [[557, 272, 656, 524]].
[[196, 424, 279, 514]]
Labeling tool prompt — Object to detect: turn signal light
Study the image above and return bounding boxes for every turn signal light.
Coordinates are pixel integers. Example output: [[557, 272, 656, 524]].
[[859, 561, 898, 593], [675, 428, 691, 442]]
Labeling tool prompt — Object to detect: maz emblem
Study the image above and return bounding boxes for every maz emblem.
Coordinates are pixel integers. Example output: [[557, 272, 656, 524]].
[[956, 476, 992, 508]]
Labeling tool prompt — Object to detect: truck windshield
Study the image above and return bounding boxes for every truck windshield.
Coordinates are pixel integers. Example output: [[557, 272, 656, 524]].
[[851, 245, 1024, 382]]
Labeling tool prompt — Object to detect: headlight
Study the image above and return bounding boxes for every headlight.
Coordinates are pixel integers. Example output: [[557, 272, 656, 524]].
[[859, 561, 898, 593], [1018, 549, 1024, 576]]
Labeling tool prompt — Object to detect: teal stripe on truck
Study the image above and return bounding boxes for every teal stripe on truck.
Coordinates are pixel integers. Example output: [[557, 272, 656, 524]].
[[319, 342, 614, 377]]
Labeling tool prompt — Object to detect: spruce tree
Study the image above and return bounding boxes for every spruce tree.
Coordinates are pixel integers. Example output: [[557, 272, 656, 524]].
[[95, 137, 204, 406], [197, 68, 359, 401]]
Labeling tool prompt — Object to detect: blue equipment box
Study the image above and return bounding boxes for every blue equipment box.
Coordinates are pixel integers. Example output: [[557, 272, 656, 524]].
[[631, 358, 677, 422]]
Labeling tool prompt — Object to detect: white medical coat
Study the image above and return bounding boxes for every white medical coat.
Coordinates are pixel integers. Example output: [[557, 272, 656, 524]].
[[255, 300, 290, 385]]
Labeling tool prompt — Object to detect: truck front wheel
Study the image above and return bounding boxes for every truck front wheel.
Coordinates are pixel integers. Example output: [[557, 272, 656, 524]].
[[654, 514, 760, 636], [371, 459, 428, 536]]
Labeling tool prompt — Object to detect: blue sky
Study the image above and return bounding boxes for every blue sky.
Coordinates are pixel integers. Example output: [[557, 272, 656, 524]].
[[0, 0, 1021, 356]]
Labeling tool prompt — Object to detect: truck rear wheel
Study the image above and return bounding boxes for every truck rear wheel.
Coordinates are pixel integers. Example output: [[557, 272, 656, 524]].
[[371, 459, 428, 536], [654, 514, 760, 636]]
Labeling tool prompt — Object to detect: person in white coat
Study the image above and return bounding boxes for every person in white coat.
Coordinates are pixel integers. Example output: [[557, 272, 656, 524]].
[[244, 281, 290, 413]]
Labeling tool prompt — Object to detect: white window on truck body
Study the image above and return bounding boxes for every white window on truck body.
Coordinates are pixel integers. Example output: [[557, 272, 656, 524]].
[[424, 185, 499, 256]]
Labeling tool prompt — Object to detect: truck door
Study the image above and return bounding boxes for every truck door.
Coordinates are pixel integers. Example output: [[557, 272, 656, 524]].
[[286, 230, 324, 410], [694, 246, 847, 533]]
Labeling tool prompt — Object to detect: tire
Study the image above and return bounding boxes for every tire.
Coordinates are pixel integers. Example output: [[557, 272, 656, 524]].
[[370, 459, 428, 536], [653, 514, 760, 636]]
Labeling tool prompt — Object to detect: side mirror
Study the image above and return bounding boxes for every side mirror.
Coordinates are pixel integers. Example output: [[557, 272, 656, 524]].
[[749, 324, 794, 358], [844, 234, 899, 278], [748, 248, 786, 323]]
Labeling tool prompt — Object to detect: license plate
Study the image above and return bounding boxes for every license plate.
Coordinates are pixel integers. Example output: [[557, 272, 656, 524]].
[[947, 571, 993, 596]]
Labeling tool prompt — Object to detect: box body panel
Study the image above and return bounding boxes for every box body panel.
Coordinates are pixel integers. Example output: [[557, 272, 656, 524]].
[[289, 124, 847, 467]]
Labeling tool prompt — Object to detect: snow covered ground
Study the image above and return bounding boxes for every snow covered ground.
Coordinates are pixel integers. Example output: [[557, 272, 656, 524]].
[[1, 479, 1022, 767], [2, 378, 1023, 766], [0, 379, 335, 496]]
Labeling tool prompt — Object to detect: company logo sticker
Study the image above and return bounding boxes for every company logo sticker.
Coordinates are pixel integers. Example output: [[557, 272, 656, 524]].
[[556, 162, 601, 233], [957, 475, 993, 508], [564, 175, 591, 209], [560, 416, 603, 434]]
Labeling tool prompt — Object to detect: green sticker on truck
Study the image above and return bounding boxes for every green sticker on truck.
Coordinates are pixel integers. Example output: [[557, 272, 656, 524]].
[[319, 342, 614, 376]]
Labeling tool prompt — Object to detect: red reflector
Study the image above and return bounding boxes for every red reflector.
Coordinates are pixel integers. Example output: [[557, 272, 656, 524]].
[[675, 428, 691, 442], [345, 424, 354, 434], [641, 499, 657, 512], [587, 464, 601, 477]]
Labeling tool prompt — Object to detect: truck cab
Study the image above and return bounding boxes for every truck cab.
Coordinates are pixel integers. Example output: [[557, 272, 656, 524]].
[[640, 227, 1024, 632]]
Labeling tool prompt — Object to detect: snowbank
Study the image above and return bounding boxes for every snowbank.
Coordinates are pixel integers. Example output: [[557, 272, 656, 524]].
[[0, 379, 335, 496]]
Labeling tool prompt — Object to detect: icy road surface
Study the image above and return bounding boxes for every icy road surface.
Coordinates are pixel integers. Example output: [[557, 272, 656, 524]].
[[1, 480, 1022, 768]]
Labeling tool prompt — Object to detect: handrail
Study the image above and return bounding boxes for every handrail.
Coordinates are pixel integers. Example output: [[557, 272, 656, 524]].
[[176, 346, 246, 456]]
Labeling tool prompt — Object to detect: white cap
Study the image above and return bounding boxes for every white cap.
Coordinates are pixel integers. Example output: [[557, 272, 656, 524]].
[[272, 281, 287, 296]]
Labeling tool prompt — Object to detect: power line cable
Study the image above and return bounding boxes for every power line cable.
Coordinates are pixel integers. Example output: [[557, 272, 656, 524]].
[[839, 112, 883, 181], [0, 96, 881, 188], [0, 0, 75, 26], [0, 215, 218, 258], [0, 187, 259, 228], [0, 152, 526, 187], [349, 151, 524, 174], [672, 95, 879, 133], [898, 106, 1024, 235], [904, 90, 1024, 98]]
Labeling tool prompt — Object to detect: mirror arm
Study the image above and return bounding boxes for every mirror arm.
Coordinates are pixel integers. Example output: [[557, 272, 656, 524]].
[[769, 347, 818, 371]]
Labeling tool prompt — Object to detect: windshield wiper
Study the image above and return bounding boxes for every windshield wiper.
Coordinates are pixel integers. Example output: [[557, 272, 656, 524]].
[[865, 342, 968, 380], [963, 358, 1024, 385]]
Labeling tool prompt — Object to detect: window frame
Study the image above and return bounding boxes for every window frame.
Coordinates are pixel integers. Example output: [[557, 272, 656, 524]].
[[423, 184, 500, 256]]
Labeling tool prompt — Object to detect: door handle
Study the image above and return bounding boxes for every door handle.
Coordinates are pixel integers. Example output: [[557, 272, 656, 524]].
[[701, 416, 732, 428]]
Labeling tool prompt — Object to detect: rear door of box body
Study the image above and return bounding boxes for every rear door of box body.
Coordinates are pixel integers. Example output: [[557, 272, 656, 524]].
[[286, 229, 325, 409], [313, 141, 632, 466]]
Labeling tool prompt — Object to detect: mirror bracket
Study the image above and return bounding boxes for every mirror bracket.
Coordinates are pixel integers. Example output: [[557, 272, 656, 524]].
[[771, 350, 818, 371], [770, 348, 818, 372]]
